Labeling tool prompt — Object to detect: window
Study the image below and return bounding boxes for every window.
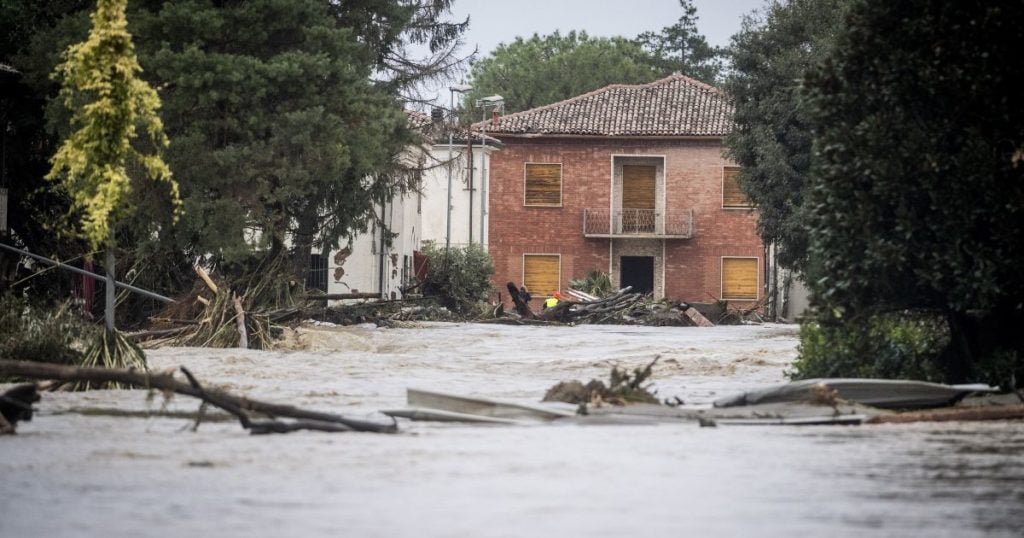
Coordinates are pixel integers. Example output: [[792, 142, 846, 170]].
[[307, 254, 329, 292], [524, 163, 562, 206], [722, 257, 758, 300], [722, 166, 752, 208], [523, 254, 560, 297]]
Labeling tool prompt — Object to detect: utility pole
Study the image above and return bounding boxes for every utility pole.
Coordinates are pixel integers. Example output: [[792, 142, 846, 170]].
[[446, 84, 472, 252], [475, 96, 504, 247]]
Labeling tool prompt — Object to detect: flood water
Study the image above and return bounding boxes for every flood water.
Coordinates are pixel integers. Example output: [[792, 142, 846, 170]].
[[2, 323, 1022, 537]]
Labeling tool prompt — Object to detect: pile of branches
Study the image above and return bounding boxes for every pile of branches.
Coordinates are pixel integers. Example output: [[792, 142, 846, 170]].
[[503, 282, 714, 326], [144, 264, 285, 349], [542, 356, 662, 407], [504, 282, 644, 324], [301, 298, 456, 327]]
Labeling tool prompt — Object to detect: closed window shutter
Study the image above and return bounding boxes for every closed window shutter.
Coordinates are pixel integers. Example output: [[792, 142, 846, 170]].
[[723, 166, 751, 208], [622, 165, 656, 209], [524, 255, 560, 297], [722, 258, 758, 300], [525, 164, 562, 206]]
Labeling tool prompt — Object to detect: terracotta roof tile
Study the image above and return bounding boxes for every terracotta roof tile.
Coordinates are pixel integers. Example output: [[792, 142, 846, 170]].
[[480, 74, 732, 137]]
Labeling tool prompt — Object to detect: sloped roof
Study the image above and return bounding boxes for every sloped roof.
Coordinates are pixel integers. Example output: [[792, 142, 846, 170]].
[[481, 74, 733, 137]]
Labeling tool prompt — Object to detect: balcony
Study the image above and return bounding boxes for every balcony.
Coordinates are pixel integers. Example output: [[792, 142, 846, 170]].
[[582, 208, 694, 239]]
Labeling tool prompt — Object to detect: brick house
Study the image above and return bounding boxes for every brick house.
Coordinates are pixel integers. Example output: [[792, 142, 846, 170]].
[[484, 74, 763, 308]]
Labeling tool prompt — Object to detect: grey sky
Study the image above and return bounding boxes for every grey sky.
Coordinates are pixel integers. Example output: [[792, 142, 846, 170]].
[[450, 0, 767, 61]]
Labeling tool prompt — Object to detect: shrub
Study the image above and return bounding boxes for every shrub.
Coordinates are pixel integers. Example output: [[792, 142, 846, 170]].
[[569, 270, 614, 298], [0, 293, 96, 366], [790, 312, 947, 382], [420, 242, 494, 314]]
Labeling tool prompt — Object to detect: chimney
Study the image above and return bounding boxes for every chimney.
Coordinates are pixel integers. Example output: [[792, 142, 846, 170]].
[[491, 110, 500, 126], [430, 107, 445, 125]]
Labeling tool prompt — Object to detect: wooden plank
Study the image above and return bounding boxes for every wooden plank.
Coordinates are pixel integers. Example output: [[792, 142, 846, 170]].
[[525, 163, 561, 206], [723, 166, 751, 208], [524, 255, 560, 297], [722, 257, 758, 300], [684, 307, 715, 327]]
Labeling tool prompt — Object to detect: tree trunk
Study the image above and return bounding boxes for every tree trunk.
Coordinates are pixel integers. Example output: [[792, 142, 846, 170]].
[[0, 360, 396, 434], [290, 210, 318, 289], [943, 310, 976, 384]]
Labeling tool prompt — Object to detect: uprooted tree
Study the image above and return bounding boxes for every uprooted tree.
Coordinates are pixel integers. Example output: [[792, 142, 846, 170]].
[[0, 359, 396, 435]]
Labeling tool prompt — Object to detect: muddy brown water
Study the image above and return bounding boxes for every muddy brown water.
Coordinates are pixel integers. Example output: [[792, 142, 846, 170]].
[[2, 323, 1022, 537]]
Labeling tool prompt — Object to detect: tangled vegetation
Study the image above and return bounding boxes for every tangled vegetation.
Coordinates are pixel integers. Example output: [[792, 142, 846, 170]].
[[419, 242, 494, 314], [0, 293, 95, 368], [569, 270, 615, 298]]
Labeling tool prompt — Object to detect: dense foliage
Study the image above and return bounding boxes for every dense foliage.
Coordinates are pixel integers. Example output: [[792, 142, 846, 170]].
[[791, 313, 946, 382], [633, 0, 721, 83], [3, 1, 466, 310], [466, 0, 722, 113], [724, 0, 849, 271], [801, 0, 1024, 383], [46, 0, 180, 250], [420, 242, 494, 314], [464, 31, 659, 114]]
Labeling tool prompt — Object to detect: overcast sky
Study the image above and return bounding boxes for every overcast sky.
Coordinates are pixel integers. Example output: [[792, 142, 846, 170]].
[[450, 0, 767, 62]]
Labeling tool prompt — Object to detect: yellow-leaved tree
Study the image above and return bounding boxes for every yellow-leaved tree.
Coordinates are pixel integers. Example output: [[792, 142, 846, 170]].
[[46, 0, 180, 381]]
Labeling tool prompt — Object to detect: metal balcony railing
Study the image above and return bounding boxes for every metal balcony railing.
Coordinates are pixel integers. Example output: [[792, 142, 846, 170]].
[[582, 208, 694, 239]]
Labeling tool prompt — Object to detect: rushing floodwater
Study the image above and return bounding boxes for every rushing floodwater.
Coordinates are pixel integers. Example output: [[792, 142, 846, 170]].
[[2, 323, 1022, 537]]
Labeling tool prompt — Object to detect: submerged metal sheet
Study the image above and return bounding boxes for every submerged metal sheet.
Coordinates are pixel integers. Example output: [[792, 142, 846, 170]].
[[406, 388, 576, 421], [713, 379, 998, 409]]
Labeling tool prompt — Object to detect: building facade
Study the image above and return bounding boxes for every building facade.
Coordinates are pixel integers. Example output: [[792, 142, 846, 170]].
[[484, 75, 764, 308]]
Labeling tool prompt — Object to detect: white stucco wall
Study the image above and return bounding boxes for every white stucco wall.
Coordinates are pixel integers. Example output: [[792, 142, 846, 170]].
[[325, 141, 496, 300]]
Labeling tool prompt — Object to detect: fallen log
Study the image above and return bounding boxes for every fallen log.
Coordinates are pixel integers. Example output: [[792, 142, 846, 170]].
[[0, 360, 396, 435], [865, 405, 1024, 424]]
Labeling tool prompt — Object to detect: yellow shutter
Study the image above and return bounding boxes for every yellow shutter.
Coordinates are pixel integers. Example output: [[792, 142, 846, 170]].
[[722, 258, 758, 300], [622, 165, 656, 209], [723, 166, 751, 208], [525, 163, 562, 206], [524, 255, 560, 297]]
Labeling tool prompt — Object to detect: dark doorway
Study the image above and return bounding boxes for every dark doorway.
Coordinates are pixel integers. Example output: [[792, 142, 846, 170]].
[[620, 256, 654, 295]]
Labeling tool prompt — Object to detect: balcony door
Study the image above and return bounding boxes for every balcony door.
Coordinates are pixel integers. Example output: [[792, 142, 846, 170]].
[[622, 165, 656, 233]]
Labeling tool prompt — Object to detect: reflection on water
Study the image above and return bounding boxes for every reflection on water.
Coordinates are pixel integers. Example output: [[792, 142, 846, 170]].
[[1, 323, 1021, 537]]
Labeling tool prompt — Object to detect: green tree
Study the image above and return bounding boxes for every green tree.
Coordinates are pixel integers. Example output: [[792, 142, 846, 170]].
[[466, 31, 660, 113], [130, 0, 411, 278], [802, 0, 1024, 383], [46, 0, 179, 250], [633, 0, 722, 83], [724, 0, 850, 271], [14, 1, 467, 304]]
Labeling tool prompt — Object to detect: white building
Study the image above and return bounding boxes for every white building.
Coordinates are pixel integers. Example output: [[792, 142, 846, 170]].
[[318, 116, 500, 300]]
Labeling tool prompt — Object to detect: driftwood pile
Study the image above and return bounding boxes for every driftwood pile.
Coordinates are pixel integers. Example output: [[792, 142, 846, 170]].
[[504, 281, 714, 326], [543, 356, 663, 408], [0, 359, 396, 435]]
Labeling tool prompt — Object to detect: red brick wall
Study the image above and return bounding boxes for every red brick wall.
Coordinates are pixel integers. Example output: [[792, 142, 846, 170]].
[[488, 137, 763, 307]]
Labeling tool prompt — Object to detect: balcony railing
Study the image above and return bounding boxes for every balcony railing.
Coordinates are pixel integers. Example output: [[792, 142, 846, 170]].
[[582, 208, 694, 239]]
